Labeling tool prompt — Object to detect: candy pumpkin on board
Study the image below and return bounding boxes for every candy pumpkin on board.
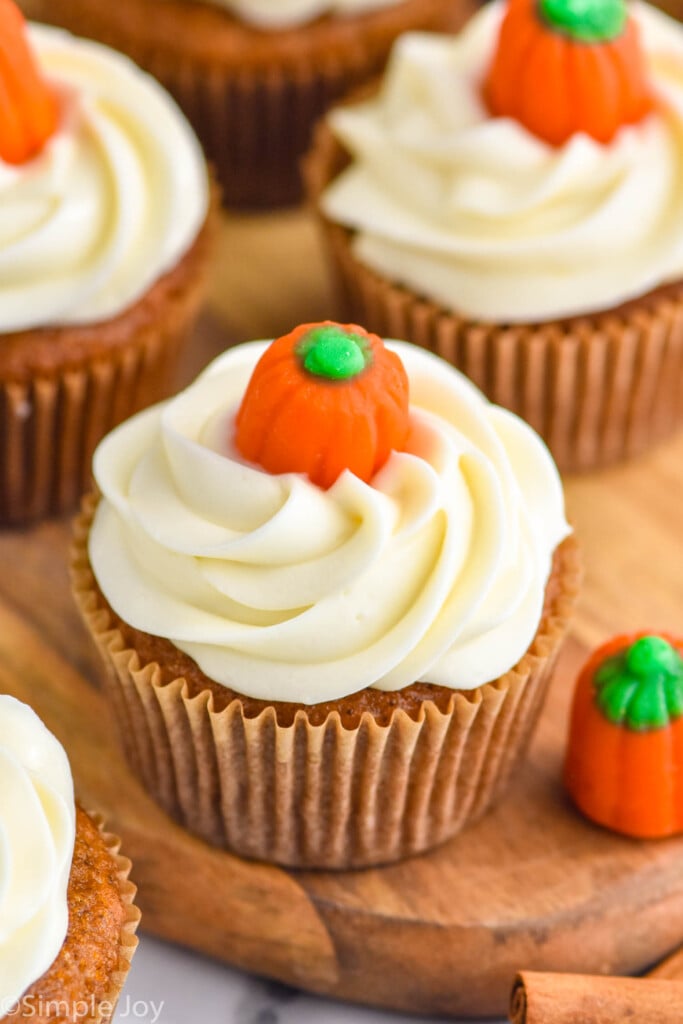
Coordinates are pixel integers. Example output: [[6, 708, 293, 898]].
[[565, 634, 683, 838], [484, 0, 653, 145]]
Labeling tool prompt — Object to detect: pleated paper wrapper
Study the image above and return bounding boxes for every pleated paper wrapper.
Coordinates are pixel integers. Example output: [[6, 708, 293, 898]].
[[88, 815, 140, 1024], [304, 117, 683, 472], [20, 0, 476, 207], [72, 498, 581, 870], [0, 201, 215, 526]]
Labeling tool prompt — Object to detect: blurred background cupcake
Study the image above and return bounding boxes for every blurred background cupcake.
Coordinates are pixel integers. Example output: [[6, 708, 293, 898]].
[[18, 0, 477, 207], [0, 694, 139, 1020], [72, 321, 580, 869], [651, 0, 683, 19], [0, 0, 213, 526], [307, 0, 683, 471]]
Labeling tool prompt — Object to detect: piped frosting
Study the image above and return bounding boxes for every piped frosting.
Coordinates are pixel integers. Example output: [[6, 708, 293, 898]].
[[0, 696, 75, 1012], [0, 24, 208, 332], [322, 1, 683, 322], [89, 338, 570, 704]]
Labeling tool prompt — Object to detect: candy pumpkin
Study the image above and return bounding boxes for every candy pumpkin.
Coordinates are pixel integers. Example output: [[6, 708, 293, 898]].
[[0, 0, 58, 164], [564, 633, 683, 838], [484, 0, 653, 146], [235, 321, 410, 489]]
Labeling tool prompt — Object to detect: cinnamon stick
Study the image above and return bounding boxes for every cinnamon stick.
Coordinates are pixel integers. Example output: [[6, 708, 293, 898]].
[[648, 943, 683, 980], [510, 971, 683, 1024]]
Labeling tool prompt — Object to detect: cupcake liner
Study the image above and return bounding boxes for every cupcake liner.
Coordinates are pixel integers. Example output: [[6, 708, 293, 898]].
[[21, 0, 476, 208], [305, 118, 683, 472], [88, 813, 141, 1023], [0, 201, 214, 527], [71, 495, 581, 870]]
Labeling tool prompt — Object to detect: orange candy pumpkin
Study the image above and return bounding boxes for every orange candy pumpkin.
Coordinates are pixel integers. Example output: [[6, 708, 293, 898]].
[[235, 321, 410, 489], [0, 0, 58, 165], [484, 0, 653, 146], [564, 633, 683, 838]]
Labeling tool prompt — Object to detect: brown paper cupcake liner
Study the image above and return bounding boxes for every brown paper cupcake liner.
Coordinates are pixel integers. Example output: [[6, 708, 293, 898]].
[[71, 495, 580, 869], [305, 117, 683, 473], [0, 198, 215, 527], [20, 0, 476, 207], [3, 810, 140, 1024], [86, 814, 141, 1024]]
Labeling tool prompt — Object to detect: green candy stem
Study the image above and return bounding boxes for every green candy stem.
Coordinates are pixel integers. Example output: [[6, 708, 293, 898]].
[[595, 636, 683, 732], [539, 0, 627, 44], [297, 324, 372, 382]]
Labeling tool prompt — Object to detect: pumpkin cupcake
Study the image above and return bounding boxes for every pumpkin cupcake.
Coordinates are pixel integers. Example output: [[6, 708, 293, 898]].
[[0, 0, 213, 525], [17, 0, 475, 207], [0, 694, 139, 1022], [72, 320, 580, 869], [306, 0, 683, 471]]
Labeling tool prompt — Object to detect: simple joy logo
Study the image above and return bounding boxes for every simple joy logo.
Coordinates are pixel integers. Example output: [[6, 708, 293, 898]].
[[0, 995, 165, 1022]]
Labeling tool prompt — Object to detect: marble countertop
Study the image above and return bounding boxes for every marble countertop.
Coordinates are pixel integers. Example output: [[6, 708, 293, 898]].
[[116, 935, 502, 1024]]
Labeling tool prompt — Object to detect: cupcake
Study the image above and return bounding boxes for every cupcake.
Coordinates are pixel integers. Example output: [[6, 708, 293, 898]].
[[0, 694, 139, 1022], [18, 0, 475, 208], [0, 0, 213, 525], [72, 320, 580, 869], [306, 0, 683, 471]]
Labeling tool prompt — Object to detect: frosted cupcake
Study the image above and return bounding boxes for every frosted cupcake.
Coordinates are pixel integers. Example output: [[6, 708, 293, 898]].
[[307, 0, 683, 470], [72, 320, 580, 869], [0, 695, 139, 1021], [0, 0, 212, 525], [18, 0, 474, 207]]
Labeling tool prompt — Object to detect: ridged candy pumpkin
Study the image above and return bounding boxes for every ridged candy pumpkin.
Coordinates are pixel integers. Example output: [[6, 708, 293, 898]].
[[484, 0, 653, 146], [564, 633, 683, 838], [0, 0, 58, 165], [235, 321, 410, 489]]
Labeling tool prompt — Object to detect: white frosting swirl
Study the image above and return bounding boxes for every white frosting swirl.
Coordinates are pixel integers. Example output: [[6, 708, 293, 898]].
[[89, 340, 569, 703], [0, 25, 208, 332], [189, 0, 403, 29], [322, 1, 683, 322], [0, 696, 75, 1012]]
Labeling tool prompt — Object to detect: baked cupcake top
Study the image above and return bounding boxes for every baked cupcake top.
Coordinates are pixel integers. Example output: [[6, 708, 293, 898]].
[[1, 5, 208, 332], [188, 0, 405, 29], [321, 0, 683, 322], [0, 695, 75, 1011], [89, 322, 570, 704]]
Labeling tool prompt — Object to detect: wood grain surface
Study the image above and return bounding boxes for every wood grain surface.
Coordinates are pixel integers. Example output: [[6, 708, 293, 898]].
[[1, 209, 682, 1018]]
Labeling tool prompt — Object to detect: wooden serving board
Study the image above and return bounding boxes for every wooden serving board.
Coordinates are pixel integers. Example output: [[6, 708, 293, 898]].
[[1, 210, 683, 1018]]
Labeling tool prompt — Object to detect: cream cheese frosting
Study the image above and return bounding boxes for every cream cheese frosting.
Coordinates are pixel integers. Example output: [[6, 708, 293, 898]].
[[1, 25, 208, 333], [89, 340, 570, 704], [321, 1, 683, 323], [0, 696, 75, 1013], [188, 0, 403, 29]]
